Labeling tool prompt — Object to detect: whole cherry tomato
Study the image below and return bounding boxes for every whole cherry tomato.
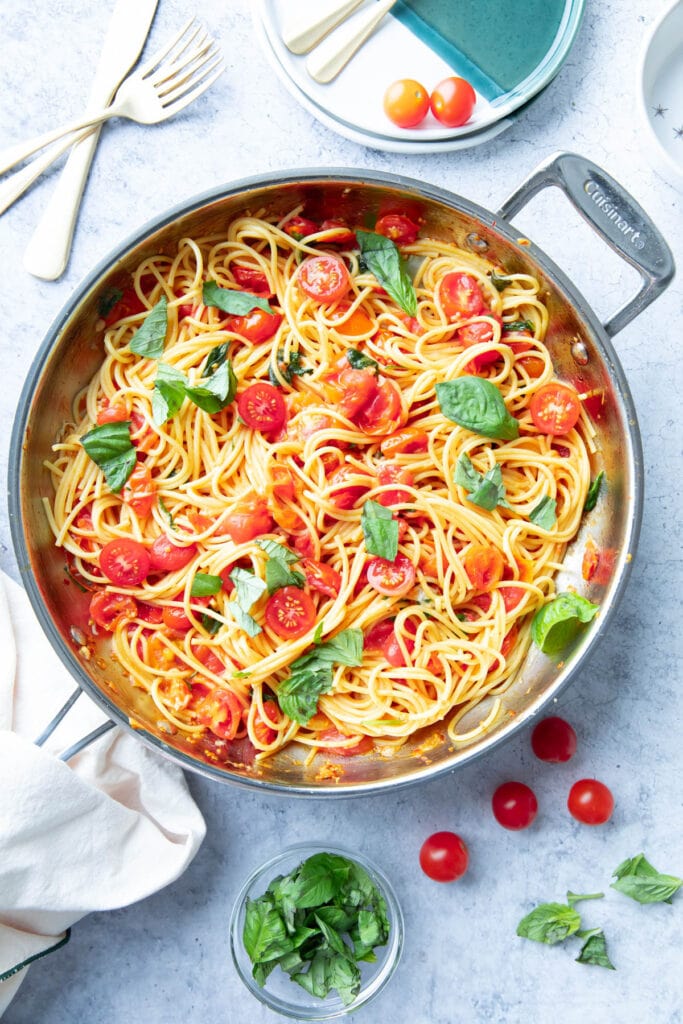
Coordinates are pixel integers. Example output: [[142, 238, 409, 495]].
[[531, 717, 577, 763], [567, 779, 614, 825], [492, 781, 538, 830], [430, 76, 476, 127], [419, 831, 469, 882], [383, 79, 430, 128]]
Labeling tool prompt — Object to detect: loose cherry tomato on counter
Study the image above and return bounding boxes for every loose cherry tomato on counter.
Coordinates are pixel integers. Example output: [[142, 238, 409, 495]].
[[220, 495, 273, 543], [463, 544, 505, 592], [430, 76, 476, 127], [439, 271, 487, 319], [231, 264, 271, 295], [529, 383, 581, 436], [282, 215, 319, 239], [122, 462, 156, 519], [567, 779, 614, 825], [226, 308, 282, 343], [354, 377, 403, 435], [367, 554, 416, 597], [99, 538, 150, 586], [531, 716, 577, 763], [419, 831, 469, 882], [149, 535, 198, 572], [89, 590, 138, 631], [375, 213, 421, 245], [238, 382, 287, 433], [492, 781, 538, 830], [302, 559, 342, 599], [376, 463, 414, 506], [265, 586, 316, 639], [299, 254, 350, 304], [383, 78, 430, 128]]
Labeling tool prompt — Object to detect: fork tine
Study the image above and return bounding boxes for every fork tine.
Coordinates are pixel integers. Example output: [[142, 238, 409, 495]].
[[155, 23, 208, 74], [156, 45, 220, 96], [151, 34, 214, 88], [138, 18, 197, 77], [160, 62, 225, 115], [160, 55, 224, 107]]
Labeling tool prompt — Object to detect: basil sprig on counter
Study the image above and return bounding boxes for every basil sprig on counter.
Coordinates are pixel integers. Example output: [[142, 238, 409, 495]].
[[531, 592, 599, 656], [575, 929, 615, 970], [129, 296, 168, 359], [529, 495, 557, 530], [356, 229, 417, 315], [361, 499, 399, 561], [81, 421, 136, 492], [611, 854, 682, 905], [202, 280, 273, 315], [584, 471, 605, 513], [454, 452, 510, 512], [277, 629, 363, 725], [436, 376, 519, 441], [517, 902, 582, 945]]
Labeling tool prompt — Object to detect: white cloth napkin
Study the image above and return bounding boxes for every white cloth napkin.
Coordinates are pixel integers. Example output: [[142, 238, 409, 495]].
[[0, 571, 206, 1016]]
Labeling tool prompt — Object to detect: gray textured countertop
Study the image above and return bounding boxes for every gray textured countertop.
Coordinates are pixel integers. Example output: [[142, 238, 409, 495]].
[[1, 1, 682, 1021]]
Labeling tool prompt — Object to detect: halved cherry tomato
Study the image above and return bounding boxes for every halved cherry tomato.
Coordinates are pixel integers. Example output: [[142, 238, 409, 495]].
[[96, 401, 129, 425], [299, 254, 350, 304], [265, 586, 316, 639], [328, 302, 373, 337], [500, 558, 533, 612], [227, 308, 282, 343], [419, 831, 469, 882], [364, 619, 396, 653], [500, 624, 519, 660], [282, 215, 318, 239], [302, 559, 342, 598], [463, 544, 504, 592], [377, 463, 414, 506], [375, 213, 420, 245], [319, 219, 357, 248], [197, 689, 243, 741], [266, 465, 297, 503], [194, 644, 224, 675], [99, 538, 150, 586], [232, 264, 271, 295], [383, 624, 415, 667], [518, 355, 546, 379], [582, 539, 615, 585], [89, 590, 138, 631], [456, 320, 500, 370], [102, 286, 146, 327], [328, 467, 374, 510], [439, 272, 486, 320], [129, 410, 156, 454], [380, 427, 429, 456], [367, 554, 416, 597], [148, 633, 181, 669], [336, 367, 377, 419], [122, 463, 156, 519], [529, 383, 581, 435], [137, 601, 164, 624], [318, 727, 374, 756], [354, 378, 403, 436], [383, 79, 430, 129], [238, 382, 287, 433], [221, 496, 273, 543], [162, 595, 211, 634], [430, 76, 476, 128], [149, 535, 197, 572], [292, 533, 316, 560], [253, 700, 282, 746], [567, 778, 614, 825]]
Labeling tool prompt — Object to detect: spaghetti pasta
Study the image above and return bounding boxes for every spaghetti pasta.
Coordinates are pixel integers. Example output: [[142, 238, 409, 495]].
[[45, 209, 594, 765]]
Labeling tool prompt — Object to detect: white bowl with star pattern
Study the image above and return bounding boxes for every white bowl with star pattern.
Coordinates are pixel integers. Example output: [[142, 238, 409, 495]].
[[638, 0, 683, 191]]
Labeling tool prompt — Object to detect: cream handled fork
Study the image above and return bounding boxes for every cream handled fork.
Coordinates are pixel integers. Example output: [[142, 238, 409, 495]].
[[0, 19, 222, 177]]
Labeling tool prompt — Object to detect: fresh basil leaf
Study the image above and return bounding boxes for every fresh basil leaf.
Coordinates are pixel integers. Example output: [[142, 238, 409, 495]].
[[490, 271, 512, 292], [201, 611, 221, 635], [202, 280, 273, 315], [81, 421, 136, 493], [566, 891, 604, 909], [158, 496, 174, 528], [436, 377, 519, 441], [257, 539, 299, 565], [230, 602, 262, 637], [584, 471, 605, 513], [347, 349, 379, 374], [203, 343, 229, 377], [291, 853, 351, 908], [611, 854, 682, 904], [314, 915, 351, 957], [268, 348, 312, 386], [530, 495, 557, 530], [265, 559, 305, 595], [230, 567, 267, 612], [129, 296, 168, 359], [503, 319, 534, 333], [278, 665, 333, 725], [310, 629, 363, 667], [243, 896, 293, 963], [454, 453, 509, 511], [516, 902, 581, 945], [454, 451, 483, 492], [190, 572, 223, 597], [185, 361, 237, 413], [313, 621, 324, 644], [153, 363, 187, 424], [575, 929, 615, 970], [356, 229, 417, 316], [98, 286, 123, 318], [531, 592, 599, 656], [252, 959, 278, 987], [361, 499, 399, 561]]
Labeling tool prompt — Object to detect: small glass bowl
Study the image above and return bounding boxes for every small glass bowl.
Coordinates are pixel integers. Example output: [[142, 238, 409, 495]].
[[229, 842, 404, 1020]]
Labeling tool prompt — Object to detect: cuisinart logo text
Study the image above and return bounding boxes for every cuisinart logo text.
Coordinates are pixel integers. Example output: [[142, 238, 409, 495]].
[[584, 180, 645, 249]]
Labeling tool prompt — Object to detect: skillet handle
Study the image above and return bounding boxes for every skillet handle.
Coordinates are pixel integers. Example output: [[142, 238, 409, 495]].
[[497, 151, 675, 337]]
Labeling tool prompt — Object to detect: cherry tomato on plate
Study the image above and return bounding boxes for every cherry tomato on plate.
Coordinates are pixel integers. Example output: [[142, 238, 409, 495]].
[[328, 302, 374, 337], [531, 716, 577, 763], [101, 286, 146, 327], [529, 383, 581, 436], [299, 254, 350, 304], [419, 831, 469, 882], [334, 367, 378, 419], [265, 586, 316, 639], [375, 213, 421, 245], [252, 700, 283, 747], [328, 467, 373, 510], [383, 79, 430, 128], [567, 779, 614, 825], [99, 538, 150, 586], [238, 382, 287, 433], [149, 535, 198, 572], [439, 271, 487, 319], [89, 590, 138, 631], [195, 689, 243, 741], [367, 554, 416, 597], [430, 76, 476, 128], [319, 219, 357, 248], [492, 781, 538, 830]]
